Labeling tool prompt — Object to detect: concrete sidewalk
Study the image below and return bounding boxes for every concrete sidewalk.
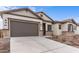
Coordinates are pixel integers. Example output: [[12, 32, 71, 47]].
[[10, 36, 79, 53]]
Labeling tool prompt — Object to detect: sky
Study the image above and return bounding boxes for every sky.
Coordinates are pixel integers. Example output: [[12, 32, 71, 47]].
[[0, 6, 79, 29], [0, 6, 79, 22]]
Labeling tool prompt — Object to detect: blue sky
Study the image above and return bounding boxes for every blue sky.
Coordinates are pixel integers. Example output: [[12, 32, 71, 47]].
[[0, 6, 79, 23]]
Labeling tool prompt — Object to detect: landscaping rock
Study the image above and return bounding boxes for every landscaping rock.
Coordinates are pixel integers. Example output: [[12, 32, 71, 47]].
[[51, 33, 79, 48]]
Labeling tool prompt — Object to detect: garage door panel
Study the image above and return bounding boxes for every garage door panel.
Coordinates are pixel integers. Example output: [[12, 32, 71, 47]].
[[10, 21, 38, 37]]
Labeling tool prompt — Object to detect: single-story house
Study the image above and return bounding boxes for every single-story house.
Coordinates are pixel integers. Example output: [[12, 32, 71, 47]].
[[0, 8, 79, 38], [0, 8, 54, 38], [53, 19, 79, 36]]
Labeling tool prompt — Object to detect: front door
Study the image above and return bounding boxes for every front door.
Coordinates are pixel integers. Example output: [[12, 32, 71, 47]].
[[43, 23, 46, 36]]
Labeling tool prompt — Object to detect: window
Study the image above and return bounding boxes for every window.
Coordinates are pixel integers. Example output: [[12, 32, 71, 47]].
[[74, 26, 76, 30], [48, 25, 52, 31], [68, 24, 73, 32], [59, 25, 61, 29]]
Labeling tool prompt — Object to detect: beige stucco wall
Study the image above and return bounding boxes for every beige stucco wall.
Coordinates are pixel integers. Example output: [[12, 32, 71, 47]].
[[37, 13, 52, 21], [62, 23, 68, 31], [46, 31, 53, 36], [39, 30, 43, 36], [75, 26, 79, 35], [2, 30, 10, 38], [10, 10, 38, 18], [53, 23, 62, 36]]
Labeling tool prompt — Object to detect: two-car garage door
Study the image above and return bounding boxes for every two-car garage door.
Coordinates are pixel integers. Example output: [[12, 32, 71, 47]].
[[10, 20, 39, 37]]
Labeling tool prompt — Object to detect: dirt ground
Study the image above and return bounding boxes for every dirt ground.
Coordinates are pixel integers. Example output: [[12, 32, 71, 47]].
[[46, 35, 79, 48], [0, 38, 10, 53]]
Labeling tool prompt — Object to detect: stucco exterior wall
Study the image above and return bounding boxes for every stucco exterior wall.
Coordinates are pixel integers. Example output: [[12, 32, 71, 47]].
[[46, 31, 53, 36], [62, 23, 68, 31], [37, 13, 52, 21], [10, 10, 38, 18], [39, 30, 43, 36], [53, 23, 62, 36], [2, 30, 10, 38], [75, 26, 79, 35]]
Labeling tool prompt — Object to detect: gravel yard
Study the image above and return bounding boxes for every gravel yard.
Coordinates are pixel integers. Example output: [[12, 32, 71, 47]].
[[46, 35, 79, 48], [0, 38, 10, 53]]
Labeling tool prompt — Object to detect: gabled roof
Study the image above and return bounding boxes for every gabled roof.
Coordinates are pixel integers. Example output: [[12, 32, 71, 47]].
[[0, 8, 44, 20], [54, 19, 78, 25], [36, 12, 54, 22]]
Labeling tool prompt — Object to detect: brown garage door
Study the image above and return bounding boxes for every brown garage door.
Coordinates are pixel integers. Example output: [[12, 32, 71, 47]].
[[10, 20, 39, 37]]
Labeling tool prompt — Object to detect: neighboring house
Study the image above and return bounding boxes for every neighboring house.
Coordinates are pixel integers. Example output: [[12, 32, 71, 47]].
[[0, 8, 79, 38], [74, 23, 79, 35], [53, 19, 79, 36], [0, 8, 54, 38]]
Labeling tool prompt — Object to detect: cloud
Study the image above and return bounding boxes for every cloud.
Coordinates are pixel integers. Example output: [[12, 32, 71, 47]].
[[38, 8, 44, 11], [28, 6, 44, 12], [28, 6, 37, 11], [0, 6, 18, 29], [73, 17, 79, 23], [0, 6, 18, 11], [4, 6, 18, 9]]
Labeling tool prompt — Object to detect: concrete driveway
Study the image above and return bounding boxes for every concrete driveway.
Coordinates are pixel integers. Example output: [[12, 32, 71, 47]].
[[10, 36, 79, 53]]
